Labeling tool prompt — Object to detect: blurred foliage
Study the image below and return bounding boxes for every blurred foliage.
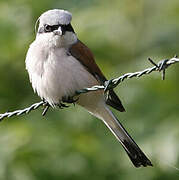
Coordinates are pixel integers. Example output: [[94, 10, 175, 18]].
[[0, 0, 179, 179]]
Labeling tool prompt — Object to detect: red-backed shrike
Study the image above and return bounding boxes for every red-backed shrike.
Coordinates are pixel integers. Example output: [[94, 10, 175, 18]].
[[25, 9, 152, 167]]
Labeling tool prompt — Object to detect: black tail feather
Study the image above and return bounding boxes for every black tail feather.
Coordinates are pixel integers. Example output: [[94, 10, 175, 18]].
[[122, 140, 153, 167], [101, 107, 152, 168]]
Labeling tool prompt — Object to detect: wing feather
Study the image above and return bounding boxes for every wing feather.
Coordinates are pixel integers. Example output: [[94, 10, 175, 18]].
[[69, 40, 125, 112]]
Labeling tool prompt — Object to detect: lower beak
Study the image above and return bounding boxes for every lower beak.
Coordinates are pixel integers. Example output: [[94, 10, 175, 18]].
[[54, 26, 63, 36]]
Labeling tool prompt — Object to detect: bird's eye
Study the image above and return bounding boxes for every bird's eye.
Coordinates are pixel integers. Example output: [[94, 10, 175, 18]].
[[44, 24, 52, 32]]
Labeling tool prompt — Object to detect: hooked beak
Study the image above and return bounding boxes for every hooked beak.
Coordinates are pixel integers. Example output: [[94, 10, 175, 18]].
[[53, 26, 63, 36]]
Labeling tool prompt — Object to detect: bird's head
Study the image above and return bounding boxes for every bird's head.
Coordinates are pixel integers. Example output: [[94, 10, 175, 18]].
[[36, 9, 77, 47]]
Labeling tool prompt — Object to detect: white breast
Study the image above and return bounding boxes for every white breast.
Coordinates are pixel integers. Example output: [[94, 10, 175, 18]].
[[25, 36, 99, 106]]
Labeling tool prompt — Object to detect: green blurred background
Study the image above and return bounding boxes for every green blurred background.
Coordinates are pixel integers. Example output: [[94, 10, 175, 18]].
[[0, 0, 179, 179]]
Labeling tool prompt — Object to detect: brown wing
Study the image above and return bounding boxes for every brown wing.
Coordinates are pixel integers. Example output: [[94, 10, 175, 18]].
[[69, 40, 125, 112], [69, 40, 106, 83]]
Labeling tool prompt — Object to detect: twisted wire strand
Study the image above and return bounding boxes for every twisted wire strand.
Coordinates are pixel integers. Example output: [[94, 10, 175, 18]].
[[0, 56, 178, 121], [0, 101, 44, 121], [76, 57, 179, 94]]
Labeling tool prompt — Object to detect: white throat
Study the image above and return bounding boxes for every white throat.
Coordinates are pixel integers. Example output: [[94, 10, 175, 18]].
[[36, 31, 78, 48]]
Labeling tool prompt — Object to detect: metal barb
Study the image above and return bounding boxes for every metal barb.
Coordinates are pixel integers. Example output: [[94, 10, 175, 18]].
[[148, 58, 159, 68], [162, 69, 166, 80], [42, 103, 50, 116], [158, 59, 169, 80], [104, 79, 113, 93]]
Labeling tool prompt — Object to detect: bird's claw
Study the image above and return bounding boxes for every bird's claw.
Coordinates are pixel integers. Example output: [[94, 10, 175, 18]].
[[58, 102, 69, 109], [41, 95, 78, 115], [62, 96, 79, 105]]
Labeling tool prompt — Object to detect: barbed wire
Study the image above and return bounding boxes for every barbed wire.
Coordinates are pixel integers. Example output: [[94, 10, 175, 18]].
[[0, 56, 179, 122], [0, 101, 44, 121], [75, 56, 179, 94]]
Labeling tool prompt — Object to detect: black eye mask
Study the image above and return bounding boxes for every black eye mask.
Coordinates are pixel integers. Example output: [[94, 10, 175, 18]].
[[44, 24, 59, 32], [38, 23, 75, 34]]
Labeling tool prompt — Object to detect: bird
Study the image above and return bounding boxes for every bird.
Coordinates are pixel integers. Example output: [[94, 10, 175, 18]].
[[25, 9, 152, 167]]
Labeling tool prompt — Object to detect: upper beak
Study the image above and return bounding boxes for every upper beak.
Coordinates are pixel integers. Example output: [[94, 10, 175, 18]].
[[53, 26, 63, 36]]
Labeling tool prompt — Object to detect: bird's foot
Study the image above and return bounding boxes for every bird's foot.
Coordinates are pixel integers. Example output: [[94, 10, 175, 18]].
[[62, 96, 79, 106], [58, 102, 69, 109]]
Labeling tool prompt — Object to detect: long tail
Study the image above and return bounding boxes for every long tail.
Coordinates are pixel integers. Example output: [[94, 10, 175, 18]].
[[99, 106, 152, 167]]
